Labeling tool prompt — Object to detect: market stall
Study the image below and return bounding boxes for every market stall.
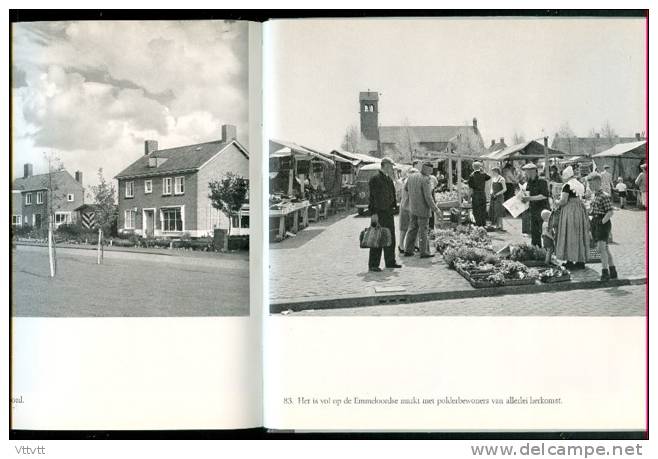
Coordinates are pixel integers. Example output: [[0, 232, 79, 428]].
[[592, 140, 646, 204]]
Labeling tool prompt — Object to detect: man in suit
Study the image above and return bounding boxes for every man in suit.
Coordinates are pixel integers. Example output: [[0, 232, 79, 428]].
[[404, 162, 441, 258], [368, 157, 402, 272], [468, 161, 490, 227]]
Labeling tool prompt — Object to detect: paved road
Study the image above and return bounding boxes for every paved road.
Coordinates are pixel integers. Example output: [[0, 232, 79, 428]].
[[269, 208, 646, 302], [289, 284, 647, 317], [12, 245, 250, 317]]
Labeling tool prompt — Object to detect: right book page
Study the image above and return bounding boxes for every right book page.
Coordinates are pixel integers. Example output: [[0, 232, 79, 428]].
[[262, 16, 647, 433]]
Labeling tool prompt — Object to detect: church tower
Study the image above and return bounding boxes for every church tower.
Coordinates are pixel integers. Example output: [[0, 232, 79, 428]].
[[359, 91, 379, 143]]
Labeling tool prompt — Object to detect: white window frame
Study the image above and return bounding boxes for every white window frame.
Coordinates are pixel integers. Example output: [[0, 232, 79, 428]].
[[54, 212, 71, 227], [125, 181, 135, 198], [162, 177, 172, 195], [12, 215, 22, 226], [124, 209, 136, 229], [144, 179, 153, 194], [160, 205, 185, 232], [36, 191, 43, 204], [25, 193, 32, 206], [174, 176, 185, 195], [67, 193, 74, 202]]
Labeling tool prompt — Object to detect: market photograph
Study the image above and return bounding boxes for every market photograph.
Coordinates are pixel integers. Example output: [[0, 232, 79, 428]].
[[267, 18, 647, 316], [11, 20, 251, 317]]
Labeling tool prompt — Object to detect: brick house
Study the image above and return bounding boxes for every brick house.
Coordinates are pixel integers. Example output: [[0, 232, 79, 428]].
[[11, 164, 85, 229], [115, 125, 249, 238]]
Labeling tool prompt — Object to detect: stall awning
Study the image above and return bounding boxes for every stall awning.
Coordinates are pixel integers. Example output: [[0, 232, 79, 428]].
[[591, 140, 647, 159], [485, 140, 565, 161], [270, 139, 334, 164], [331, 149, 381, 165]]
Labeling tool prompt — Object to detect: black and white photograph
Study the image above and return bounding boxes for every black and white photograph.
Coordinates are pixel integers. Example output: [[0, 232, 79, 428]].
[[267, 17, 647, 318], [11, 19, 252, 317]]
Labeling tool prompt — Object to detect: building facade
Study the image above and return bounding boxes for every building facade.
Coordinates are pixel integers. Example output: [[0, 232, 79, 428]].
[[12, 164, 85, 229], [115, 125, 249, 238]]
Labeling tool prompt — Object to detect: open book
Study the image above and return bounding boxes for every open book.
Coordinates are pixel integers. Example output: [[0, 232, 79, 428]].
[[10, 15, 647, 435]]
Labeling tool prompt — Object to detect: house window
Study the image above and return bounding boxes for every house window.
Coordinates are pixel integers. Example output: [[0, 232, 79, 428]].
[[174, 176, 185, 195], [144, 180, 153, 194], [12, 215, 22, 226], [54, 212, 71, 227], [125, 181, 135, 198], [124, 209, 136, 229], [163, 177, 172, 195], [36, 191, 43, 204], [162, 207, 183, 232], [67, 193, 74, 202], [25, 193, 32, 205]]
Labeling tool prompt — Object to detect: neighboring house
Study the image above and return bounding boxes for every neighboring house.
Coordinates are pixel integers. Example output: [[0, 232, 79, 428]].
[[488, 137, 508, 153], [11, 164, 85, 229], [358, 90, 487, 161], [551, 132, 645, 158], [114, 124, 249, 238]]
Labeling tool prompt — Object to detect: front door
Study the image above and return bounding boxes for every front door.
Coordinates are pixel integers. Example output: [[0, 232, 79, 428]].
[[144, 210, 154, 237]]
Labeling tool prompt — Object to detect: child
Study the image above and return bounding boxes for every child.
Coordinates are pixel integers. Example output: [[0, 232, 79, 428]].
[[615, 177, 628, 209], [540, 209, 554, 265], [587, 172, 618, 281]]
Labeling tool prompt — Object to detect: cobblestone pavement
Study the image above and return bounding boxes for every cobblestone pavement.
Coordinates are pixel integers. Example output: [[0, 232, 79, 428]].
[[269, 208, 646, 301], [290, 284, 647, 316], [12, 245, 249, 317]]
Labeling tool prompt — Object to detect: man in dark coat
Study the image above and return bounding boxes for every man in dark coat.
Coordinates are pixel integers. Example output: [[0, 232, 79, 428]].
[[520, 163, 549, 247], [468, 161, 490, 226], [368, 157, 402, 272]]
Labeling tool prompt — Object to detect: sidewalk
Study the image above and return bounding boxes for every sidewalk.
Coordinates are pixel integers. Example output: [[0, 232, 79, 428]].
[[269, 208, 646, 311]]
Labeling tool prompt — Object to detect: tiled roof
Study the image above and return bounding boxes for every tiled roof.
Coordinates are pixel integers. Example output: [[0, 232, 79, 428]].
[[379, 125, 478, 144], [551, 136, 640, 157], [12, 170, 77, 192], [115, 140, 248, 179]]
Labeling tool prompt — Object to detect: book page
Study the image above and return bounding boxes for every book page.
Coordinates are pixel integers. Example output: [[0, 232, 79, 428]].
[[263, 17, 646, 432], [10, 20, 263, 430]]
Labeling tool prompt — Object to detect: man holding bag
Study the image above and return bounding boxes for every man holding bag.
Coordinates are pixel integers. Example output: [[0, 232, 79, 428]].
[[368, 157, 402, 272]]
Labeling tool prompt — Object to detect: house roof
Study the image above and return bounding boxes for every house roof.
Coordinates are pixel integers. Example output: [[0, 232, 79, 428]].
[[115, 139, 248, 179], [488, 141, 507, 152], [591, 140, 647, 159], [551, 136, 640, 157], [379, 125, 478, 145], [12, 170, 77, 192]]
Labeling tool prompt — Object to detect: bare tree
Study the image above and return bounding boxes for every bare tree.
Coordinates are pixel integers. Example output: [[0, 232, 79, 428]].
[[391, 117, 421, 163], [558, 122, 576, 139], [512, 132, 526, 145], [600, 120, 617, 145], [43, 152, 64, 277]]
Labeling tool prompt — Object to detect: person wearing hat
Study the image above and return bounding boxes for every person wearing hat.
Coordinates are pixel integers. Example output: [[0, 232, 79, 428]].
[[368, 157, 402, 271], [403, 161, 441, 258], [554, 165, 589, 269], [397, 166, 419, 254], [600, 164, 613, 196], [635, 163, 647, 209], [520, 162, 550, 247], [467, 161, 491, 227]]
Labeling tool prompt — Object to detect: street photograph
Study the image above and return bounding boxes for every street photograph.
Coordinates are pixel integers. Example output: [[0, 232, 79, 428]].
[[11, 20, 251, 317], [267, 17, 647, 317]]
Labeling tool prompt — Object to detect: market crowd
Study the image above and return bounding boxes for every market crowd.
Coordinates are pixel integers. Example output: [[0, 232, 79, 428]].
[[366, 156, 646, 281]]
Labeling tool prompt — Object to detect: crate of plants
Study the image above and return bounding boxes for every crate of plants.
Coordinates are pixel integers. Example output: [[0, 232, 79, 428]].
[[536, 265, 571, 283], [435, 190, 460, 209], [434, 225, 493, 254], [508, 243, 548, 267], [449, 252, 540, 289]]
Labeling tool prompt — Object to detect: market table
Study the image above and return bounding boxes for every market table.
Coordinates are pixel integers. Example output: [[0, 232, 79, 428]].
[[269, 200, 310, 241]]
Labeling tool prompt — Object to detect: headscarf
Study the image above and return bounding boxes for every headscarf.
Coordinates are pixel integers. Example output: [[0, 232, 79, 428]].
[[562, 166, 584, 197]]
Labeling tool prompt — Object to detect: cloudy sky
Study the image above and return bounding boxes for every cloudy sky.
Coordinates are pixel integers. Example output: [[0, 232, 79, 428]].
[[267, 17, 646, 151], [12, 20, 249, 187]]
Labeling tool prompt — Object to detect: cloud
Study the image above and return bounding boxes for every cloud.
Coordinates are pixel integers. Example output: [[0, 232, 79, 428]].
[[11, 20, 249, 186]]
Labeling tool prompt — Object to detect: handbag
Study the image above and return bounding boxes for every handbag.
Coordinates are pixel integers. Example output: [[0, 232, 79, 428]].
[[359, 224, 392, 249]]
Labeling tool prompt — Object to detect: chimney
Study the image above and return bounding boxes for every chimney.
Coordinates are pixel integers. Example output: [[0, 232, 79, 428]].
[[472, 118, 478, 130], [144, 140, 158, 156], [221, 124, 237, 143], [500, 137, 505, 145], [23, 163, 33, 178], [75, 171, 83, 186], [635, 132, 641, 141], [491, 139, 495, 146]]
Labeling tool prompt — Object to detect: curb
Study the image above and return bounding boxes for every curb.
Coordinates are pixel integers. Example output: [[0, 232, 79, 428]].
[[15, 242, 175, 257], [270, 277, 647, 314]]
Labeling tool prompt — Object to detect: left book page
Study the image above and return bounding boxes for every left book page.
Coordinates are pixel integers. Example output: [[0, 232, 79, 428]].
[[10, 19, 263, 430]]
